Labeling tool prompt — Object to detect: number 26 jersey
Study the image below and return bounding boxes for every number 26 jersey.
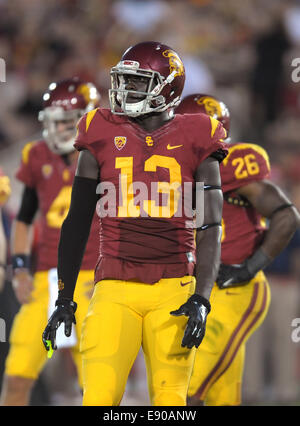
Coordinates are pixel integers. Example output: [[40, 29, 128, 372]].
[[220, 142, 271, 264]]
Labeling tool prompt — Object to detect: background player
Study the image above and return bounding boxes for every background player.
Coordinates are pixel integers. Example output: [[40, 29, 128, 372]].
[[0, 78, 101, 406], [0, 169, 11, 292], [176, 94, 300, 406], [43, 41, 228, 406]]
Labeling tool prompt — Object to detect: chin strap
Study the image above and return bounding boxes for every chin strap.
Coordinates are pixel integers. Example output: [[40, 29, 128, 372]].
[[151, 70, 177, 96]]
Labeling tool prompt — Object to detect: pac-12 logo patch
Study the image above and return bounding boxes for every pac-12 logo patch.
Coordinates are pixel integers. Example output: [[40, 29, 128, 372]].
[[42, 164, 53, 178], [114, 136, 127, 150]]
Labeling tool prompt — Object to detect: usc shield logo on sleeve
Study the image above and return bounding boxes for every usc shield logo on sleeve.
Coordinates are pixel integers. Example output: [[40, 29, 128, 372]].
[[114, 136, 127, 150]]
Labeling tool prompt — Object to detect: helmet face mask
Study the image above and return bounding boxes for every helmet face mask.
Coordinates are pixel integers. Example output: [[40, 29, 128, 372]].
[[109, 42, 185, 117], [39, 107, 82, 155], [110, 61, 169, 116], [39, 78, 101, 155]]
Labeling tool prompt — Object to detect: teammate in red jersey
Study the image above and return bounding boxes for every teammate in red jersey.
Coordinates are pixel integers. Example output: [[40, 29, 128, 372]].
[[43, 41, 228, 406], [0, 78, 101, 406], [176, 94, 300, 405]]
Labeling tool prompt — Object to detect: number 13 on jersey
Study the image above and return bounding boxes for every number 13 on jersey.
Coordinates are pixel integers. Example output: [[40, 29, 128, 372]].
[[115, 155, 182, 218]]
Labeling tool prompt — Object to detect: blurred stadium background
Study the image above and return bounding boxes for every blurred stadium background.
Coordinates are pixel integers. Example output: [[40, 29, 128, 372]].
[[0, 0, 300, 406]]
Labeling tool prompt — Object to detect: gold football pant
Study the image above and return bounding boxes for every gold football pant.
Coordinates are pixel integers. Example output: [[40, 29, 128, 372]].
[[80, 276, 196, 406], [188, 271, 271, 406], [5, 270, 94, 388]]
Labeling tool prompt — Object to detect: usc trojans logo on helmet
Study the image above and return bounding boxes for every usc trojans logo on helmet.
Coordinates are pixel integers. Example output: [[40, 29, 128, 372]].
[[196, 96, 222, 118], [76, 83, 101, 108], [162, 49, 185, 78], [176, 93, 231, 137]]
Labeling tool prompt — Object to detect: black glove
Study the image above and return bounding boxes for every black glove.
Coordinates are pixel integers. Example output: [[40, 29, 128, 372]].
[[42, 298, 77, 352], [170, 294, 211, 349], [216, 262, 252, 289], [216, 249, 272, 289]]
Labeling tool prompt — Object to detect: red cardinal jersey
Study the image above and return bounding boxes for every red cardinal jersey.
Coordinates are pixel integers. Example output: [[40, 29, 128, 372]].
[[16, 140, 99, 271], [74, 108, 227, 284], [220, 142, 271, 264]]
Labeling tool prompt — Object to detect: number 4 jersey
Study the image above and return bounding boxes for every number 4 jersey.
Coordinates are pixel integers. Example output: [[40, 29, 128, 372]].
[[220, 142, 271, 264], [74, 108, 228, 284], [16, 141, 99, 271]]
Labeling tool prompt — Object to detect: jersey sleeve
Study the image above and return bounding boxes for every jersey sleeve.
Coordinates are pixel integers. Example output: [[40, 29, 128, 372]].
[[15, 142, 38, 188], [193, 115, 228, 167], [74, 108, 99, 157], [221, 143, 271, 192]]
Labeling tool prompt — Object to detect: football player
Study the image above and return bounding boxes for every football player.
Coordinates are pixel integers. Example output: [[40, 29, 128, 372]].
[[0, 78, 101, 406], [42, 41, 228, 406], [176, 94, 300, 406], [0, 168, 11, 292]]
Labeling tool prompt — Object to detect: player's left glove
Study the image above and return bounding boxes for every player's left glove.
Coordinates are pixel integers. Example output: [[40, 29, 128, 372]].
[[42, 298, 77, 354], [170, 294, 211, 349]]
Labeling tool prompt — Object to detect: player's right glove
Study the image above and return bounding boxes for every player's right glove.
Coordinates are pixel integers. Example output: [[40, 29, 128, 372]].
[[170, 294, 211, 349], [216, 249, 272, 289], [42, 298, 77, 354], [216, 262, 252, 289]]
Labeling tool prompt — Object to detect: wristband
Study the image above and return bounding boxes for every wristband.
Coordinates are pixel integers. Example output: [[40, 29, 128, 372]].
[[189, 294, 211, 313], [12, 254, 30, 271], [55, 298, 77, 313], [196, 222, 221, 232], [246, 248, 272, 276], [269, 203, 293, 219], [203, 185, 222, 191]]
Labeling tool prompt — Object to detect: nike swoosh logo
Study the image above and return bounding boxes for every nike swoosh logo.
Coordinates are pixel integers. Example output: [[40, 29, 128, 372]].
[[167, 144, 183, 150], [180, 280, 193, 287]]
